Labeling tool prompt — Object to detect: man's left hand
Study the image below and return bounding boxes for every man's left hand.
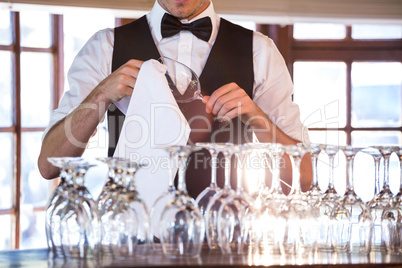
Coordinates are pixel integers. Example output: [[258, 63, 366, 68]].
[[203, 82, 266, 127]]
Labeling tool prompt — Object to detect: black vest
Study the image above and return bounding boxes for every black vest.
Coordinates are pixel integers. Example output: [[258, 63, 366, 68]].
[[108, 15, 254, 198]]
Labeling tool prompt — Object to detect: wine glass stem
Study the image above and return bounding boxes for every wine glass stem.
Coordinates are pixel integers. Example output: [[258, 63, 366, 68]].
[[224, 154, 232, 189], [168, 151, 176, 189], [311, 155, 319, 188], [345, 155, 355, 192], [399, 156, 402, 192], [210, 152, 218, 187], [373, 157, 381, 195], [328, 154, 335, 189], [177, 154, 188, 192], [383, 154, 391, 189], [271, 156, 282, 192], [236, 154, 245, 190]]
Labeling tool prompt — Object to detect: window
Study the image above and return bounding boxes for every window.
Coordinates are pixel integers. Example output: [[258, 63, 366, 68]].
[[0, 10, 61, 250], [0, 8, 114, 250], [290, 23, 402, 201]]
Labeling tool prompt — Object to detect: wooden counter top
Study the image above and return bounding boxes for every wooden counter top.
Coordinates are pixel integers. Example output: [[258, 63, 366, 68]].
[[1, 246, 402, 267]]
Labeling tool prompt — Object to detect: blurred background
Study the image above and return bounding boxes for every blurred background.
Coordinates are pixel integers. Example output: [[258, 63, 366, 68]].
[[0, 0, 401, 250]]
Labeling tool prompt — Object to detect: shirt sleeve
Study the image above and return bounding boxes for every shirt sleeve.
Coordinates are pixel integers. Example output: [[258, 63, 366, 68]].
[[252, 31, 310, 143], [42, 28, 114, 140]]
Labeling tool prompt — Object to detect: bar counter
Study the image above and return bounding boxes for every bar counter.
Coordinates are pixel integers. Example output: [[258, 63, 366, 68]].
[[2, 246, 402, 268]]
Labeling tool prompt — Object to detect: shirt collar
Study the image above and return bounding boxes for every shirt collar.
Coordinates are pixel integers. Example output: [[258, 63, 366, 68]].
[[147, 0, 219, 44]]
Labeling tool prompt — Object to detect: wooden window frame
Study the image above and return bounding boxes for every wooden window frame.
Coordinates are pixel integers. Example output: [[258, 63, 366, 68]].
[[257, 24, 402, 145], [0, 11, 63, 249]]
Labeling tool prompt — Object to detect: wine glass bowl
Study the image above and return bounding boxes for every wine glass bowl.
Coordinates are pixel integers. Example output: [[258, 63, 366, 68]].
[[159, 56, 203, 103], [158, 145, 205, 258]]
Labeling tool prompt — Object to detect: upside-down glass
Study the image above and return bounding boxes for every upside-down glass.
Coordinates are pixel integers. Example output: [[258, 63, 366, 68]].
[[366, 146, 396, 252], [217, 144, 256, 255], [247, 143, 271, 209], [392, 146, 402, 204], [149, 148, 179, 251], [258, 143, 286, 255], [109, 160, 149, 258], [159, 145, 205, 258], [99, 159, 128, 256], [96, 157, 119, 210], [204, 143, 236, 250], [159, 56, 203, 103], [194, 143, 222, 216], [46, 157, 80, 257], [331, 146, 373, 254], [59, 160, 100, 258], [299, 143, 323, 206], [374, 146, 401, 254], [278, 145, 318, 256], [316, 144, 340, 252]]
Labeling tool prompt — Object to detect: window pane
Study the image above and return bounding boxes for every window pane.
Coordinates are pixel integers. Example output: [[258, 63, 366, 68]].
[[0, 51, 12, 127], [20, 10, 51, 48], [351, 131, 402, 147], [294, 62, 347, 128], [0, 133, 13, 210], [307, 130, 347, 146], [351, 62, 402, 128], [63, 11, 115, 92], [0, 215, 12, 250], [352, 24, 402, 39], [21, 52, 52, 127], [293, 23, 346, 39], [20, 211, 47, 249], [21, 132, 52, 208], [0, 10, 12, 45]]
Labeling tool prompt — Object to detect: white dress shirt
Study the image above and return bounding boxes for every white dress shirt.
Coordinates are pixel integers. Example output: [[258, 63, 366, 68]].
[[43, 1, 309, 147]]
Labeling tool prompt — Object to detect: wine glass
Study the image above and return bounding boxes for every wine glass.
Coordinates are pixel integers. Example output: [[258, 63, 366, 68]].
[[371, 146, 400, 254], [149, 147, 180, 251], [299, 143, 323, 206], [109, 160, 149, 259], [59, 160, 100, 258], [366, 146, 397, 252], [99, 159, 130, 256], [194, 143, 223, 216], [96, 157, 125, 211], [246, 143, 271, 210], [331, 146, 373, 254], [204, 143, 236, 250], [217, 144, 256, 255], [279, 145, 318, 256], [159, 56, 230, 127], [159, 145, 205, 258], [258, 143, 286, 255], [316, 144, 340, 252], [159, 56, 203, 103], [46, 157, 80, 257], [392, 146, 402, 204]]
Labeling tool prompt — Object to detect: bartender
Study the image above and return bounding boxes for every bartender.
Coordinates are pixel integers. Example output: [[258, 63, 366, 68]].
[[37, 0, 312, 198]]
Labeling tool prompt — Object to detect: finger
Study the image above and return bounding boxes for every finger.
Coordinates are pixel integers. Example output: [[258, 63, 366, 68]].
[[211, 89, 244, 115], [205, 83, 239, 113]]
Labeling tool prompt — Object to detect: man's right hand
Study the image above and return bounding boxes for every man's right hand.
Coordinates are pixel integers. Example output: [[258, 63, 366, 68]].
[[38, 59, 143, 179], [96, 59, 144, 104]]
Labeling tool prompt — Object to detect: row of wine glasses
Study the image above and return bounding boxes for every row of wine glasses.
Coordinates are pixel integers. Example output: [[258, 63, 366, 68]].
[[46, 157, 148, 259], [45, 143, 402, 259]]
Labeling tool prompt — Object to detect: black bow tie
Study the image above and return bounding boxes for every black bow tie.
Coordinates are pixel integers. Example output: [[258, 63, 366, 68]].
[[161, 13, 212, 42]]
